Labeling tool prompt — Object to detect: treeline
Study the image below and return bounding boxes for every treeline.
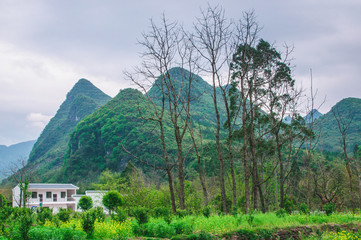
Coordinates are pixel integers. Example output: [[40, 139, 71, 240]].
[[117, 5, 361, 215]]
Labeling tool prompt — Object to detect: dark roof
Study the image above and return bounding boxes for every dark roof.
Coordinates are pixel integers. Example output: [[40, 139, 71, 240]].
[[27, 183, 79, 190]]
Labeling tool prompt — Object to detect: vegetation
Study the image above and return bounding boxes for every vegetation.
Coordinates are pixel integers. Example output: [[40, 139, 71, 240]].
[[2, 4, 361, 240], [78, 196, 93, 211]]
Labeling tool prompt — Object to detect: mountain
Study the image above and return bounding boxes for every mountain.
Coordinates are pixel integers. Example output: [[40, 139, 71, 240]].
[[60, 88, 162, 184], [59, 68, 225, 184], [316, 98, 361, 152], [0, 140, 36, 180], [304, 109, 323, 124], [20, 79, 111, 183]]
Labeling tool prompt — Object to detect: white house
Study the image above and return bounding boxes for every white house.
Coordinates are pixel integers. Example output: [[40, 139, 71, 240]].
[[73, 190, 108, 213], [12, 183, 78, 212]]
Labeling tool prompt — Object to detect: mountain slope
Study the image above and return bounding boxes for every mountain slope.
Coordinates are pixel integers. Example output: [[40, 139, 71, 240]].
[[24, 79, 111, 182], [59, 68, 227, 184], [0, 140, 36, 179], [316, 98, 361, 152], [60, 88, 163, 183]]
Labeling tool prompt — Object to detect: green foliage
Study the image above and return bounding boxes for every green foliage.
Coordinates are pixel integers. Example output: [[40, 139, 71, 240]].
[[78, 196, 93, 211], [170, 220, 193, 235], [18, 210, 33, 240], [283, 198, 296, 214], [323, 203, 336, 216], [0, 194, 7, 208], [212, 194, 232, 213], [299, 203, 310, 215], [81, 210, 96, 238], [28, 226, 86, 240], [36, 207, 53, 225], [275, 208, 287, 218], [112, 207, 127, 223], [132, 206, 149, 225], [201, 206, 211, 218], [102, 190, 124, 213], [57, 208, 72, 222]]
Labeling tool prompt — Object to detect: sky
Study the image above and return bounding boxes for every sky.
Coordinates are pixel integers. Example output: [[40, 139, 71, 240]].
[[0, 0, 360, 146]]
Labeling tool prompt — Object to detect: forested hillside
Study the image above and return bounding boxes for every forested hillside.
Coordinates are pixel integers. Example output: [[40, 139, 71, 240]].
[[11, 79, 111, 183], [316, 98, 361, 152]]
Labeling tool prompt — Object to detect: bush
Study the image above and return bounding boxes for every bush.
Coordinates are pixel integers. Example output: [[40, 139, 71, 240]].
[[201, 206, 210, 218], [92, 207, 105, 222], [57, 208, 72, 222], [323, 203, 336, 216], [78, 196, 93, 211], [102, 191, 124, 213], [112, 207, 127, 223], [299, 203, 310, 215], [28, 226, 86, 240], [170, 220, 193, 235], [132, 207, 149, 225], [176, 209, 188, 218], [36, 207, 53, 225], [142, 219, 175, 238], [275, 208, 287, 218], [0, 194, 7, 208], [283, 198, 295, 214], [19, 211, 33, 240], [81, 211, 96, 238]]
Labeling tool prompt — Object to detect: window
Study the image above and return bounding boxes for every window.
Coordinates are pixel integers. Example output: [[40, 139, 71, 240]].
[[32, 192, 37, 199], [61, 192, 66, 198], [53, 194, 57, 202], [46, 192, 51, 198]]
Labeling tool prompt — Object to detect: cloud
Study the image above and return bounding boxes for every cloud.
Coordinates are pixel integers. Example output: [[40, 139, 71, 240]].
[[26, 113, 53, 129]]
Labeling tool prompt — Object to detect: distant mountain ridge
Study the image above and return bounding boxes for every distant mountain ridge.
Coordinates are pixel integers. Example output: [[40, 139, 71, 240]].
[[0, 140, 36, 180], [304, 109, 323, 124]]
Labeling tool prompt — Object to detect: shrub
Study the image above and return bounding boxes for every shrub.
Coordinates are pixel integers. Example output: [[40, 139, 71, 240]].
[[0, 194, 7, 208], [170, 220, 193, 235], [201, 206, 210, 218], [283, 198, 295, 214], [275, 208, 287, 218], [36, 207, 53, 225], [19, 211, 33, 240], [153, 206, 170, 218], [112, 207, 127, 223], [299, 203, 310, 215], [132, 207, 149, 225], [81, 211, 96, 238], [323, 203, 336, 216], [102, 191, 124, 213], [176, 209, 188, 218], [92, 207, 105, 222], [142, 219, 175, 238], [78, 196, 93, 211], [57, 208, 72, 222], [28, 226, 86, 240]]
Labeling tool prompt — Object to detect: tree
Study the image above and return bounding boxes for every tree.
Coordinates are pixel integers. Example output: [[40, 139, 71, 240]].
[[78, 196, 93, 211], [102, 190, 124, 214], [0, 193, 7, 208]]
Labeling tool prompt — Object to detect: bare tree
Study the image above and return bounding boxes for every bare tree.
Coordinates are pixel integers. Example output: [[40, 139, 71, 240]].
[[332, 106, 354, 210], [191, 5, 234, 213]]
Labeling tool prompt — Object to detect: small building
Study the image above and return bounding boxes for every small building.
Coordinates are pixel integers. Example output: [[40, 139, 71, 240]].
[[12, 183, 78, 212], [73, 190, 108, 213]]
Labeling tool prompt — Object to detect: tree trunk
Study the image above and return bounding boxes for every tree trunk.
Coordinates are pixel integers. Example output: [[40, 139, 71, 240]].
[[212, 71, 227, 213]]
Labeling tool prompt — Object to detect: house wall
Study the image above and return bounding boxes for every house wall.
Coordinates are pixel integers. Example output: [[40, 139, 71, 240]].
[[12, 186, 20, 207]]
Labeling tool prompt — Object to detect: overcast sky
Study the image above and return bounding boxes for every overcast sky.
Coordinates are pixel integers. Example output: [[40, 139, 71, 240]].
[[0, 0, 360, 145]]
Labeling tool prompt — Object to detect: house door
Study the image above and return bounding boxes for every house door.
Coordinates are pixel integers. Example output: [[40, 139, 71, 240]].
[[53, 194, 57, 202], [39, 194, 43, 203]]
